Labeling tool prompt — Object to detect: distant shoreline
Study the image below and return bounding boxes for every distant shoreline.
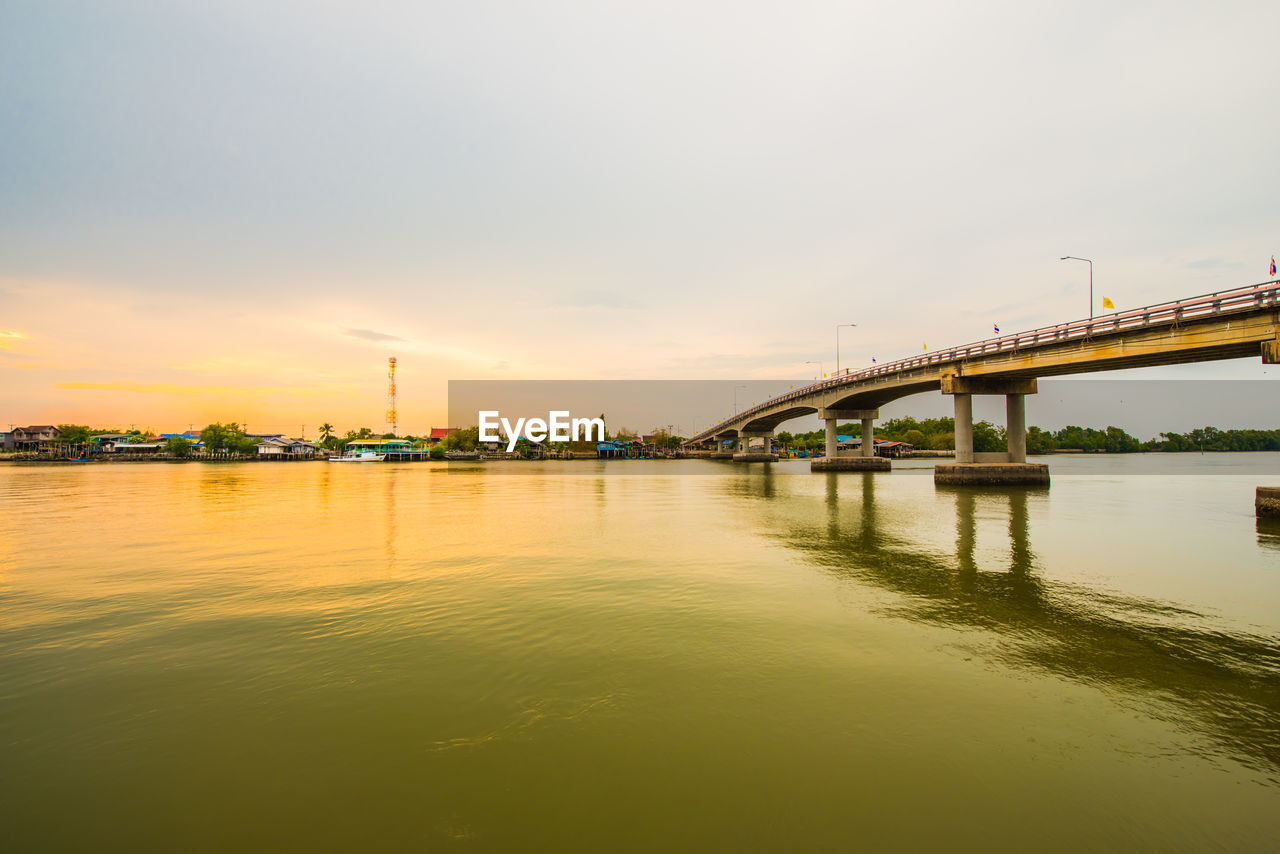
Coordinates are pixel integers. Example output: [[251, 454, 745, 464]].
[[6, 449, 1280, 466]]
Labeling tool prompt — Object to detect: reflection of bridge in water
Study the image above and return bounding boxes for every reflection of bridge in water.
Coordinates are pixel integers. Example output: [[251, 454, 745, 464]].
[[722, 469, 1280, 775], [687, 281, 1280, 485]]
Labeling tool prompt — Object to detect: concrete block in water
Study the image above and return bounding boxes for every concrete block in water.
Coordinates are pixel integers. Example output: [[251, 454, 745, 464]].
[[934, 462, 1050, 486], [810, 457, 891, 472]]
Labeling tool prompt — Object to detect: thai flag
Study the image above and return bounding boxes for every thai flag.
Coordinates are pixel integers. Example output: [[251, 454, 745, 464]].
[[993, 323, 1000, 334], [871, 357, 876, 363], [1271, 256, 1277, 276]]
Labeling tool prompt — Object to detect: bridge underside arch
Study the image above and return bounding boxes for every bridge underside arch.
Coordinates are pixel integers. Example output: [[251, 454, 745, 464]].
[[735, 380, 945, 434], [824, 379, 941, 413], [741, 406, 818, 433]]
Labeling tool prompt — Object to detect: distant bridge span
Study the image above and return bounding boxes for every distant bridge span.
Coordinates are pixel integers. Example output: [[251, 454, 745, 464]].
[[685, 280, 1280, 481]]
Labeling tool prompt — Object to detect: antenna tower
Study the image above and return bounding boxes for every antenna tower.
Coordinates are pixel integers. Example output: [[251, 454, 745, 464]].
[[385, 356, 398, 436]]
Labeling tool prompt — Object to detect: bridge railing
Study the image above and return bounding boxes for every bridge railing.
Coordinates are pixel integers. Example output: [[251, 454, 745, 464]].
[[689, 279, 1279, 442]]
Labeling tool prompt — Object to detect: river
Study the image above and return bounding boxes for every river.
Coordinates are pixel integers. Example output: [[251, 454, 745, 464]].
[[2, 456, 1278, 851]]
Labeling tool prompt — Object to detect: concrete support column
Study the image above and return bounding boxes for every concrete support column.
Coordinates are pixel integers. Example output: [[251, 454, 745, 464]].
[[1006, 393, 1027, 464], [860, 418, 874, 458], [954, 393, 974, 463], [825, 418, 838, 459]]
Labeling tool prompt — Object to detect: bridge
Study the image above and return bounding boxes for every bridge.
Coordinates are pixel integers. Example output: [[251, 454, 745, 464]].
[[684, 279, 1280, 484]]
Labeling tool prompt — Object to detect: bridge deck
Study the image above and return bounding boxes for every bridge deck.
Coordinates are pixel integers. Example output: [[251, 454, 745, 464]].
[[689, 280, 1280, 442]]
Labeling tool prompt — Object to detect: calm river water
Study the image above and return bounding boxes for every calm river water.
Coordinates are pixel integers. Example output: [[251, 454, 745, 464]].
[[2, 456, 1279, 851]]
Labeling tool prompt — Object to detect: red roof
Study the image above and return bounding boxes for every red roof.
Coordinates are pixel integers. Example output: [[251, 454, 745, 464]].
[[429, 428, 457, 440]]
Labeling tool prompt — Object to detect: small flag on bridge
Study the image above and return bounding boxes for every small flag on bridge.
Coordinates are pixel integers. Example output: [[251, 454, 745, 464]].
[[871, 357, 876, 363], [1271, 256, 1277, 276], [1102, 296, 1115, 309], [993, 323, 1000, 334]]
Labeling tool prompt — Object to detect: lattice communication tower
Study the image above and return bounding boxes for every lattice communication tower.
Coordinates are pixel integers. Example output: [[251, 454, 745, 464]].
[[385, 356, 398, 436]]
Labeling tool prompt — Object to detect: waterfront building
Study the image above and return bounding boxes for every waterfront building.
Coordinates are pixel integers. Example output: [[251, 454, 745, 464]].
[[426, 428, 457, 446], [255, 437, 320, 456], [10, 425, 61, 453], [91, 433, 137, 453]]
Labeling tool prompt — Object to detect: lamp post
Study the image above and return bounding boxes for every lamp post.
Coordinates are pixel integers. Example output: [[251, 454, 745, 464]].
[[1060, 256, 1093, 319], [836, 323, 857, 374], [733, 384, 748, 415], [805, 360, 824, 382]]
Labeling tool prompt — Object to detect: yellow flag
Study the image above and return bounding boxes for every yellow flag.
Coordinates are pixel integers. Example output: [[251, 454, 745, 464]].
[[922, 342, 927, 350], [1102, 296, 1115, 309]]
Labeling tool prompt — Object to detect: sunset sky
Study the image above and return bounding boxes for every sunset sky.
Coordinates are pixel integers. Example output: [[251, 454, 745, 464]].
[[3, 1, 1278, 435]]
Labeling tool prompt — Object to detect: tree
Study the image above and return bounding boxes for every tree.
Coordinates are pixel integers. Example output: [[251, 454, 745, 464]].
[[972, 420, 1006, 453], [335, 427, 374, 453], [442, 427, 479, 451], [1104, 426, 1141, 453], [53, 424, 91, 445], [903, 429, 925, 447], [166, 436, 193, 458], [428, 444, 446, 460], [1025, 426, 1057, 455], [318, 423, 335, 444], [201, 421, 255, 455], [200, 423, 231, 453]]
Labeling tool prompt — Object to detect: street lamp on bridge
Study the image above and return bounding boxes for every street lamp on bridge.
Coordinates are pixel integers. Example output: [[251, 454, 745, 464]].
[[733, 384, 748, 415], [1060, 256, 1093, 319], [836, 323, 857, 374], [804, 360, 824, 382]]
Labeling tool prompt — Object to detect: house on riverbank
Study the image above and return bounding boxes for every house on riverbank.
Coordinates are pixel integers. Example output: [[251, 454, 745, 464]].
[[92, 433, 136, 453], [9, 426, 60, 453], [426, 428, 457, 446], [256, 437, 320, 456]]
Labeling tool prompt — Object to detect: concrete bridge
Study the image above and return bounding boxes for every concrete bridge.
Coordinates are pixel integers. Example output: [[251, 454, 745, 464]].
[[685, 280, 1280, 483]]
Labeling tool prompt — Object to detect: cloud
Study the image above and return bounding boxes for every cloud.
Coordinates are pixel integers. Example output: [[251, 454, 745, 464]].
[[0, 330, 23, 338], [344, 328, 404, 343], [1185, 258, 1236, 271]]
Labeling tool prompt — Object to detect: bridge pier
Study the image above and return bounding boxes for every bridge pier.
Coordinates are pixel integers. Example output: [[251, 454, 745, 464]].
[[935, 377, 1049, 486], [709, 434, 736, 459], [733, 431, 778, 462], [1258, 487, 1280, 518], [953, 394, 973, 463], [812, 408, 890, 471]]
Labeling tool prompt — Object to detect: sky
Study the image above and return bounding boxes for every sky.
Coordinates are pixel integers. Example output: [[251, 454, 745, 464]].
[[2, 0, 1278, 436]]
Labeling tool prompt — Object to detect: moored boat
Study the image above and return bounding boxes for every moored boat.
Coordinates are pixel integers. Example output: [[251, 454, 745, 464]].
[[329, 442, 387, 463]]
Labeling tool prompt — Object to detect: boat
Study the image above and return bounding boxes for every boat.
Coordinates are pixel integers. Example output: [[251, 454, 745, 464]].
[[328, 442, 386, 463]]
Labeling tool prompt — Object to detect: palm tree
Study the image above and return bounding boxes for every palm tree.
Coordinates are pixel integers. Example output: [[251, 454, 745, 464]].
[[319, 423, 334, 442]]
